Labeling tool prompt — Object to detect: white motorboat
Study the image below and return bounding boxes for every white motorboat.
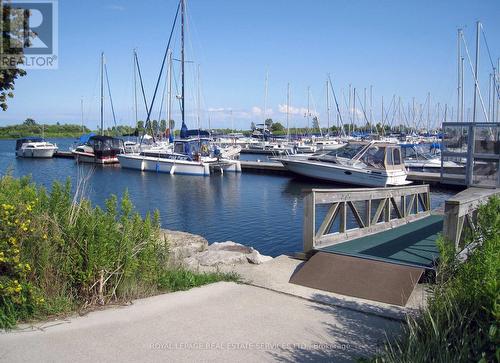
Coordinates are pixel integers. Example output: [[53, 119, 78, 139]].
[[278, 141, 410, 187], [118, 137, 241, 176], [400, 144, 459, 172], [15, 137, 58, 158]]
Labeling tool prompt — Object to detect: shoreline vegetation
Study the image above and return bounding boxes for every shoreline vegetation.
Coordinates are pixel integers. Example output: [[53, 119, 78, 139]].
[[0, 175, 237, 329], [368, 196, 499, 362]]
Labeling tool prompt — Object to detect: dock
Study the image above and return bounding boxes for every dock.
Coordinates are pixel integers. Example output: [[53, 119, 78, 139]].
[[290, 185, 499, 306], [54, 150, 74, 159], [240, 160, 446, 184]]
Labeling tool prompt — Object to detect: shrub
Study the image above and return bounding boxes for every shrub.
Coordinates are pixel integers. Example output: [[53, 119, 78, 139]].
[[371, 196, 500, 363]]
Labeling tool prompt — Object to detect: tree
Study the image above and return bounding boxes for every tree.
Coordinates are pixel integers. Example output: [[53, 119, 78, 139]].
[[264, 118, 273, 128], [312, 116, 320, 131], [0, 4, 33, 111], [137, 120, 144, 132], [271, 122, 284, 132], [152, 120, 159, 134], [250, 121, 256, 131], [160, 119, 167, 132], [23, 118, 36, 126], [168, 119, 175, 130]]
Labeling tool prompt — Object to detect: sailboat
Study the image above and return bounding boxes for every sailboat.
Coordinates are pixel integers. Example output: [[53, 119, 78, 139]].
[[118, 0, 241, 175], [72, 53, 124, 164]]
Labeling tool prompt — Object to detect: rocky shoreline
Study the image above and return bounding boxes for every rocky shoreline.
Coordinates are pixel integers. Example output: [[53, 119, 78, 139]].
[[160, 229, 273, 272]]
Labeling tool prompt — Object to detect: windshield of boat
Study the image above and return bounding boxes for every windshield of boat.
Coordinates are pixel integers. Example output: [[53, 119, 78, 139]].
[[326, 143, 364, 159], [359, 145, 386, 169], [401, 145, 436, 161]]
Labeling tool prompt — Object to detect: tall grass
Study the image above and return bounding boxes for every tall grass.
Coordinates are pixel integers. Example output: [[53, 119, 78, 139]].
[[371, 197, 500, 363], [0, 175, 236, 329]]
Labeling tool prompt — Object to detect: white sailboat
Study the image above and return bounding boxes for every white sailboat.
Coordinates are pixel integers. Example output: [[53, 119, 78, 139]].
[[118, 0, 241, 176]]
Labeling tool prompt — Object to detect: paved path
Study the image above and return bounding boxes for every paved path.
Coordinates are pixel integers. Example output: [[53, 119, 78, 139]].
[[0, 282, 399, 362]]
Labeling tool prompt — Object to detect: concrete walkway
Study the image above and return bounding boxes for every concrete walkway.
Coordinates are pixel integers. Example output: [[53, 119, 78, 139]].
[[0, 282, 399, 362]]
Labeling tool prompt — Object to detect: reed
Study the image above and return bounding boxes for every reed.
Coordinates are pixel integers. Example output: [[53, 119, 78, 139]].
[[0, 175, 236, 329], [368, 197, 500, 363]]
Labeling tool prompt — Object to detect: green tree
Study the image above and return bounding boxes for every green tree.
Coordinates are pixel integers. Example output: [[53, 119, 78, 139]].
[[264, 118, 273, 128], [0, 4, 33, 111], [137, 120, 144, 132], [152, 120, 159, 134], [23, 117, 36, 126], [271, 122, 284, 132], [250, 121, 256, 131], [312, 116, 320, 131], [160, 119, 167, 132], [168, 119, 175, 130]]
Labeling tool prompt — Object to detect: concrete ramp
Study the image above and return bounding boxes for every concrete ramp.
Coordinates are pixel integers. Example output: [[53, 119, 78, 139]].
[[289, 252, 424, 306]]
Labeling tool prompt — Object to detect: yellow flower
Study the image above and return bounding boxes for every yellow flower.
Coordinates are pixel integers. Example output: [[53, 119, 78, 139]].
[[43, 234, 48, 240], [26, 205, 32, 211]]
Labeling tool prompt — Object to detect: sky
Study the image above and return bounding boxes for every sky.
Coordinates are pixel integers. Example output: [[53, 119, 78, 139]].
[[0, 0, 499, 130]]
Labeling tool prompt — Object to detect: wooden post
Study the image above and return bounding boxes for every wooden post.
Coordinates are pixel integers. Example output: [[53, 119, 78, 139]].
[[339, 201, 347, 233], [303, 192, 315, 252]]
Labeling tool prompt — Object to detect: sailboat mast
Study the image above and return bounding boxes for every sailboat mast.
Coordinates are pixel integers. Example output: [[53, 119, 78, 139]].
[[100, 52, 104, 136], [264, 70, 268, 135], [197, 64, 200, 129], [326, 78, 330, 135], [167, 50, 173, 133], [472, 21, 480, 124], [81, 97, 84, 133], [457, 29, 462, 123], [181, 0, 185, 127], [133, 50, 138, 127], [307, 86, 310, 132], [286, 82, 290, 141]]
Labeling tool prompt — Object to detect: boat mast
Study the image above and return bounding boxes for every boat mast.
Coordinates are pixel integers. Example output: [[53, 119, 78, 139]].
[[264, 70, 268, 137], [286, 82, 290, 141], [457, 28, 462, 122], [81, 97, 84, 133], [181, 0, 186, 130], [472, 21, 480, 124], [197, 63, 201, 130], [167, 50, 173, 136], [100, 52, 104, 136], [133, 50, 138, 128], [306, 86, 310, 133], [326, 78, 330, 135]]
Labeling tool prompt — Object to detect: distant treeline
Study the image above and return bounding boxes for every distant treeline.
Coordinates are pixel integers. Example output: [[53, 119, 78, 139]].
[[0, 120, 90, 139]]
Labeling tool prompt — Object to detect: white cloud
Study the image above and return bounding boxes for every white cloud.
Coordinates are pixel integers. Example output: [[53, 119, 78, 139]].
[[106, 5, 126, 11], [278, 104, 318, 117], [251, 106, 273, 116]]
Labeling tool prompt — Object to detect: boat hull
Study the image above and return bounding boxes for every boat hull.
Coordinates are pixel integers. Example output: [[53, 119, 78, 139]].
[[280, 159, 409, 187], [72, 151, 119, 164], [16, 147, 57, 158], [118, 154, 241, 176]]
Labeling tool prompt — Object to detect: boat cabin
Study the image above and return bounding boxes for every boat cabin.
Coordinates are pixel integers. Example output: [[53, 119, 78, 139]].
[[321, 142, 405, 170], [16, 137, 43, 150], [87, 135, 124, 157], [173, 138, 211, 158]]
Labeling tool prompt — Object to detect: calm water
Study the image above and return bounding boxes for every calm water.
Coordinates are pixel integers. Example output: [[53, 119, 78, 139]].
[[0, 138, 453, 256]]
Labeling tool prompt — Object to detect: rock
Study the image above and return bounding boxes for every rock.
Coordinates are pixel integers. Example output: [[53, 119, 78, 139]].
[[159, 229, 209, 266], [159, 231, 273, 270], [207, 241, 253, 254], [246, 250, 273, 265]]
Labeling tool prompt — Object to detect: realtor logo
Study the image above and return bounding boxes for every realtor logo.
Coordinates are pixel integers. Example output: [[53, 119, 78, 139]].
[[0, 0, 58, 69]]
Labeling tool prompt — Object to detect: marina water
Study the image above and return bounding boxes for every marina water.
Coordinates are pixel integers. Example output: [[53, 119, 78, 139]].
[[0, 138, 453, 256]]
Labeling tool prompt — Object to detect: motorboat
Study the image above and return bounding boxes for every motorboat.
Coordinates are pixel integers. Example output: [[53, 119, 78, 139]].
[[72, 134, 124, 164], [400, 143, 459, 172], [278, 141, 410, 187], [118, 137, 241, 175], [15, 137, 58, 158]]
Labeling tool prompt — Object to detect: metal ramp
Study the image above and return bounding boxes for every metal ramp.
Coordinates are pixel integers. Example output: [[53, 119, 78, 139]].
[[291, 215, 444, 306], [290, 252, 424, 306]]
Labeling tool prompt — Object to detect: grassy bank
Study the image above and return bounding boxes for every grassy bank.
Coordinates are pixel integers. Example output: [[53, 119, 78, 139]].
[[0, 175, 237, 329], [369, 197, 499, 362], [0, 123, 91, 139]]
